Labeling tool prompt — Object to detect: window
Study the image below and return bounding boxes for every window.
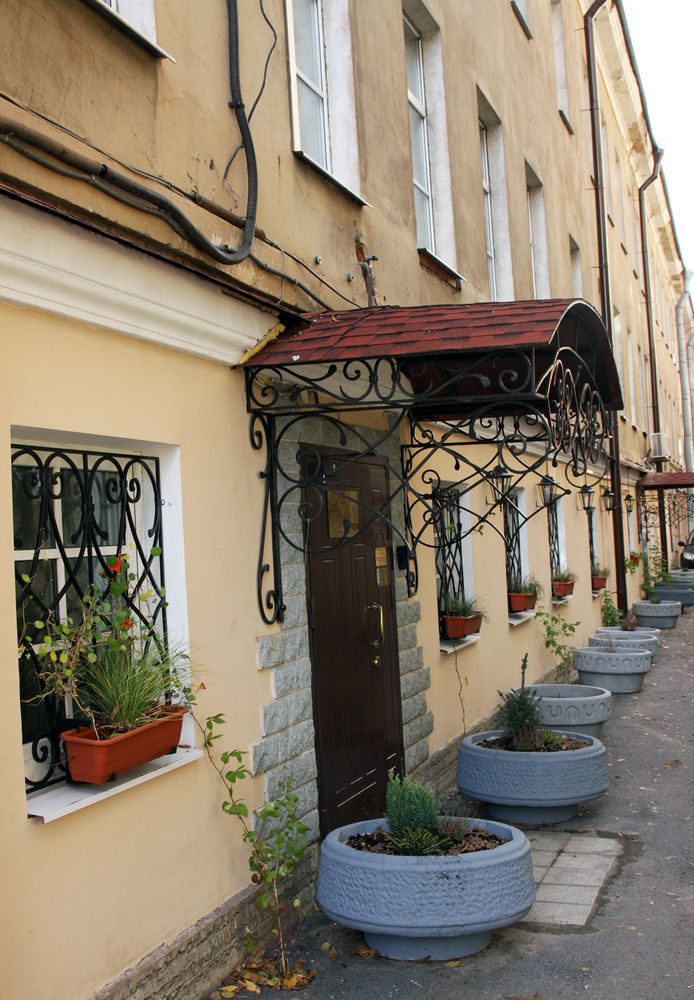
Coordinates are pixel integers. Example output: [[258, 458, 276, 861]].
[[526, 162, 550, 298], [551, 0, 571, 127], [587, 508, 598, 567], [570, 236, 583, 298], [432, 488, 474, 635], [13, 443, 170, 792], [613, 308, 624, 387], [510, 0, 532, 38], [479, 92, 514, 301], [629, 189, 640, 277], [403, 5, 457, 269], [600, 115, 613, 221], [404, 16, 434, 252], [615, 152, 627, 247], [503, 489, 528, 588], [80, 0, 168, 57], [547, 497, 567, 579], [626, 327, 637, 425], [286, 0, 362, 200]]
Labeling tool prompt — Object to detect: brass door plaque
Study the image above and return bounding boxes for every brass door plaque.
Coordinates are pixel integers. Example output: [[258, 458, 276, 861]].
[[374, 546, 388, 567]]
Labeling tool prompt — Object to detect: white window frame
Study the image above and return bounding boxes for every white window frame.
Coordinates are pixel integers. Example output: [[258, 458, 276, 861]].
[[285, 0, 364, 203], [526, 162, 550, 299], [79, 0, 171, 59], [601, 114, 613, 221], [626, 327, 637, 425], [551, 0, 570, 125], [570, 236, 583, 298], [404, 15, 435, 252], [14, 428, 195, 816], [478, 93, 514, 302]]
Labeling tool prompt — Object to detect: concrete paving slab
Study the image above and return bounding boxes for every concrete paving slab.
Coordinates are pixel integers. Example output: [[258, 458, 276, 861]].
[[534, 883, 601, 906], [522, 900, 593, 925], [564, 834, 623, 854]]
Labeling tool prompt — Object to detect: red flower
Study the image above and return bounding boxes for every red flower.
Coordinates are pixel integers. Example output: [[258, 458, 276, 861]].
[[122, 618, 133, 630], [109, 556, 122, 573]]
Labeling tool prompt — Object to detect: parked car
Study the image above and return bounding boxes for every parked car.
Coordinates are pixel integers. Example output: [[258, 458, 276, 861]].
[[679, 531, 694, 569]]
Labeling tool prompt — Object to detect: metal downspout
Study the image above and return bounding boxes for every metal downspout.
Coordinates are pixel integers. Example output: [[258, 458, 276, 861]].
[[639, 149, 668, 560], [585, 0, 628, 615], [677, 271, 694, 527]]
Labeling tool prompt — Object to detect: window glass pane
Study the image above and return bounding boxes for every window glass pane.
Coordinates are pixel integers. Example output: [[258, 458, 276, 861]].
[[404, 20, 424, 104], [12, 464, 54, 550], [293, 0, 323, 87], [414, 186, 433, 251], [409, 107, 428, 188], [16, 558, 57, 642], [297, 78, 328, 167]]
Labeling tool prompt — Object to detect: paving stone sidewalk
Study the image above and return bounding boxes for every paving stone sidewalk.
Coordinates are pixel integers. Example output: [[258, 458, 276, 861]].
[[208, 610, 694, 1000]]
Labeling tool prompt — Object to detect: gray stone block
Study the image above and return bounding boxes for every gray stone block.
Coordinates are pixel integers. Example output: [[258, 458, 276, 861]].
[[401, 691, 427, 725], [400, 666, 431, 700], [282, 564, 308, 599], [265, 749, 318, 799], [397, 623, 418, 651], [403, 710, 434, 749], [281, 595, 307, 629], [272, 657, 313, 697], [399, 645, 424, 675], [256, 629, 309, 671], [397, 599, 421, 627], [251, 719, 316, 775], [405, 737, 429, 772], [261, 689, 313, 737]]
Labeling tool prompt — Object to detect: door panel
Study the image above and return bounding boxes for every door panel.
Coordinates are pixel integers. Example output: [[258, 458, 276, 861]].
[[304, 450, 404, 835]]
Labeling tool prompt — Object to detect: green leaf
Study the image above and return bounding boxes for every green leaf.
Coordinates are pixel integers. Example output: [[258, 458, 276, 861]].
[[21, 573, 31, 583], [150, 546, 162, 556]]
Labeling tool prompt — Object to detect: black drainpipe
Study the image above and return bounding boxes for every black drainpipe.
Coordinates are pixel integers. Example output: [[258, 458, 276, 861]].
[[639, 148, 668, 561], [584, 0, 628, 615]]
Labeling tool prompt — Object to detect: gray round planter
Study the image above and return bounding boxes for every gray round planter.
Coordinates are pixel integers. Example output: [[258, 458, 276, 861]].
[[632, 600, 681, 629], [589, 633, 658, 655], [652, 583, 694, 607], [596, 626, 662, 646], [317, 816, 535, 960], [574, 645, 651, 693], [519, 684, 612, 738], [456, 731, 608, 824]]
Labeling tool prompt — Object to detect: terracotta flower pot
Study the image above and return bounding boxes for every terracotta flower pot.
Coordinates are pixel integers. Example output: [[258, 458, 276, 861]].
[[552, 580, 575, 599], [591, 575, 607, 590], [442, 613, 482, 638], [61, 705, 188, 784], [507, 592, 537, 613]]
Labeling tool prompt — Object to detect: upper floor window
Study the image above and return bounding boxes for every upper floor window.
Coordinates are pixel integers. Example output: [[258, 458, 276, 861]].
[[404, 16, 434, 252], [526, 162, 550, 298], [286, 0, 363, 200], [551, 0, 571, 128], [80, 0, 168, 57], [600, 114, 613, 221], [478, 92, 513, 301]]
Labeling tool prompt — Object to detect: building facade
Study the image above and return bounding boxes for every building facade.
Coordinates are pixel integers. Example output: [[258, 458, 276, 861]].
[[0, 1, 689, 997]]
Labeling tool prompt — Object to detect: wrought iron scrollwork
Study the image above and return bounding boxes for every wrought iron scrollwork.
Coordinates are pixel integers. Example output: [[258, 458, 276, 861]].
[[13, 445, 166, 791]]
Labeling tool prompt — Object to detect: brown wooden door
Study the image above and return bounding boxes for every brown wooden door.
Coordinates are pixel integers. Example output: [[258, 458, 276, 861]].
[[303, 450, 404, 836]]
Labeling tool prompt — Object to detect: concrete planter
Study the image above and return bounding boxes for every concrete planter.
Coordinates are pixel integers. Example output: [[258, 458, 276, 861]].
[[632, 600, 681, 629], [317, 816, 535, 960], [574, 646, 651, 693], [520, 683, 612, 738], [589, 633, 658, 655], [652, 582, 694, 607], [456, 730, 608, 824], [596, 626, 662, 646]]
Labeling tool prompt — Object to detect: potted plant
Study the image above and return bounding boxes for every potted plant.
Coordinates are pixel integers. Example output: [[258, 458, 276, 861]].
[[590, 563, 609, 590], [625, 551, 642, 573], [441, 593, 487, 638], [25, 554, 189, 784], [456, 655, 608, 824], [551, 570, 576, 599], [507, 575, 541, 613], [316, 772, 535, 960], [574, 640, 652, 693]]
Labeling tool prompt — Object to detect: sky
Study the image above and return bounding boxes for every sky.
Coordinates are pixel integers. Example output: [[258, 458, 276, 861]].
[[621, 0, 694, 273]]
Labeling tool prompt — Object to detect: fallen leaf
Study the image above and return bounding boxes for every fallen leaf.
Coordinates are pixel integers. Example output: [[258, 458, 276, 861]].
[[445, 960, 462, 967], [243, 981, 261, 995], [352, 941, 377, 959], [663, 760, 682, 769], [219, 988, 241, 999], [320, 941, 332, 952], [628, 925, 637, 930]]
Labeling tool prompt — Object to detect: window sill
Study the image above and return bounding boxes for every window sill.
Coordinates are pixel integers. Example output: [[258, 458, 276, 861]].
[[26, 746, 203, 823], [440, 634, 481, 654], [607, 213, 615, 228], [620, 242, 628, 255], [510, 1, 533, 38], [551, 594, 574, 606], [79, 0, 174, 60], [508, 610, 536, 627], [418, 248, 466, 290], [293, 151, 370, 207], [559, 110, 574, 136]]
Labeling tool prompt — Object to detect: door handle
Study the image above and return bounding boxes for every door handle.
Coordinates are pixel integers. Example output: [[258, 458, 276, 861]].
[[367, 602, 384, 649]]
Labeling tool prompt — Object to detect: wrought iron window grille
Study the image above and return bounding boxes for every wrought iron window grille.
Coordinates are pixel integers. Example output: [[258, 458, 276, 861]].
[[13, 445, 166, 792], [548, 500, 561, 579], [432, 489, 467, 634], [246, 342, 613, 624]]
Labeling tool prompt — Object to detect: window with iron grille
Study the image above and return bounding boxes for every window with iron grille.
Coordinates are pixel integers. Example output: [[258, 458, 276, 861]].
[[548, 500, 561, 578], [503, 492, 523, 587], [432, 488, 473, 633], [587, 507, 597, 567], [13, 444, 166, 791]]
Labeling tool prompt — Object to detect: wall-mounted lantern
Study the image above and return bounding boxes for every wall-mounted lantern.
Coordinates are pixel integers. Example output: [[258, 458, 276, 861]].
[[624, 493, 635, 514], [601, 487, 617, 511], [579, 483, 595, 512], [490, 463, 512, 498], [538, 474, 562, 507]]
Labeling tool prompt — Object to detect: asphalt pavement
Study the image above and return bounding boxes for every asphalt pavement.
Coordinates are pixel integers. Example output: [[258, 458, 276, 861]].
[[210, 610, 694, 1000]]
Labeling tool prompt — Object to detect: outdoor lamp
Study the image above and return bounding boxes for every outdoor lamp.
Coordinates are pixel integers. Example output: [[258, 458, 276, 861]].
[[624, 493, 635, 514], [490, 463, 512, 497], [538, 474, 561, 507], [579, 484, 595, 511], [601, 487, 617, 511]]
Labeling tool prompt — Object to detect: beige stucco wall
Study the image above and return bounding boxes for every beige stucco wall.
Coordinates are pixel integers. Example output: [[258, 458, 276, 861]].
[[0, 302, 279, 999]]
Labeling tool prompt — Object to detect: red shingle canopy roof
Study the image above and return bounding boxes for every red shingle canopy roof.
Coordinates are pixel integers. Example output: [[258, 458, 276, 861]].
[[246, 298, 623, 409], [638, 472, 694, 490]]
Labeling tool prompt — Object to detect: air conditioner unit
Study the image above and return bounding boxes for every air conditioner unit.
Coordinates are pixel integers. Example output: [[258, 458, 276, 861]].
[[649, 432, 670, 461]]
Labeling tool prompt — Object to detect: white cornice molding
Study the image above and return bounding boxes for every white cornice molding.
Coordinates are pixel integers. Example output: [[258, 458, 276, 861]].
[[0, 198, 277, 365]]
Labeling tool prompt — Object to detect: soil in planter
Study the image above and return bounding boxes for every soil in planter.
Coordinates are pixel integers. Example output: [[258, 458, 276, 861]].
[[478, 734, 589, 752], [345, 825, 507, 855]]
